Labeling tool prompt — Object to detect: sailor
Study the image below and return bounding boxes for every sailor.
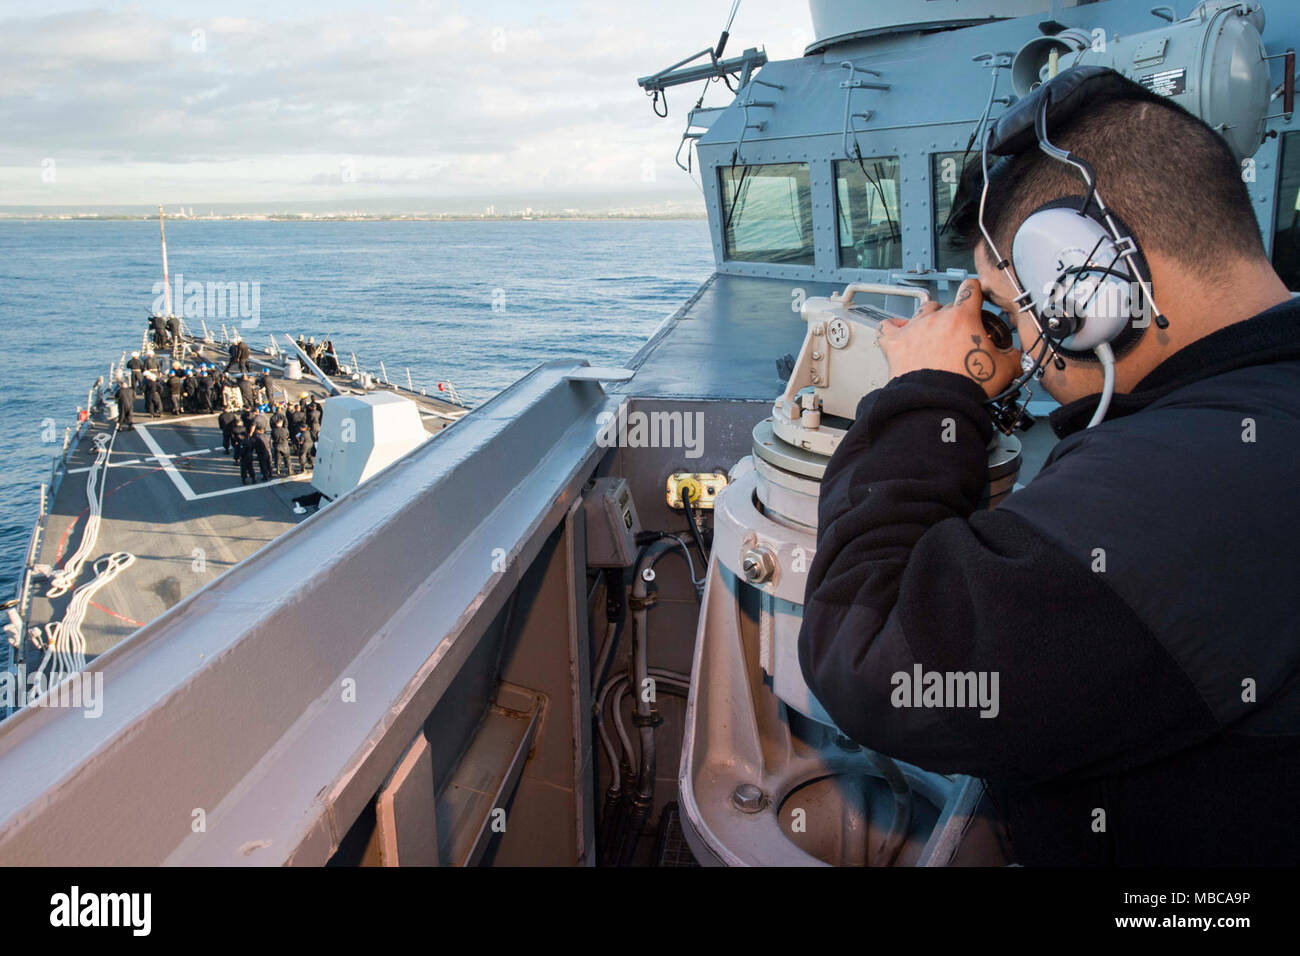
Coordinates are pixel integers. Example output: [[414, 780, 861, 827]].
[[252, 424, 273, 482], [126, 351, 144, 388], [168, 366, 185, 415], [143, 371, 163, 418], [115, 377, 135, 431], [237, 429, 258, 485], [287, 400, 307, 437], [319, 340, 339, 375], [301, 393, 317, 427], [196, 367, 214, 413], [295, 423, 314, 474], [305, 398, 322, 442], [180, 368, 197, 413], [143, 348, 160, 375], [270, 402, 288, 432], [798, 72, 1300, 866], [271, 419, 293, 477], [238, 373, 257, 410], [228, 412, 248, 459], [151, 313, 169, 348], [207, 368, 223, 411], [236, 339, 251, 374], [166, 314, 181, 345], [258, 369, 275, 402], [218, 408, 236, 453]]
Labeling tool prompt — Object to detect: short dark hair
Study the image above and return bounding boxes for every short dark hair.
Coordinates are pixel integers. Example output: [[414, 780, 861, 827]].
[[948, 73, 1265, 273]]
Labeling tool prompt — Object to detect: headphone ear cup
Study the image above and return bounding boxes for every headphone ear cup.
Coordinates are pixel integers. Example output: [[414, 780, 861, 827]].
[[1010, 197, 1146, 355]]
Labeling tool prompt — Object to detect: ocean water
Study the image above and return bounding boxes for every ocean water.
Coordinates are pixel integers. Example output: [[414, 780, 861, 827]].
[[0, 219, 715, 596]]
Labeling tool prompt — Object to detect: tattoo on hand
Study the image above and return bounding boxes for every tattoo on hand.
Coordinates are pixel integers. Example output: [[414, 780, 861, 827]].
[[964, 347, 995, 382], [955, 286, 973, 305]]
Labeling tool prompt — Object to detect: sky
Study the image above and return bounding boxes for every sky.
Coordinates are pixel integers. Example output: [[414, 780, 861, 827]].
[[0, 0, 814, 209]]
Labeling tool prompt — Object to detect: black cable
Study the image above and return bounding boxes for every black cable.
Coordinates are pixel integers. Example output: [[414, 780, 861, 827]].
[[722, 164, 752, 238], [937, 125, 984, 241], [854, 150, 898, 243], [845, 144, 900, 266], [681, 489, 710, 566]]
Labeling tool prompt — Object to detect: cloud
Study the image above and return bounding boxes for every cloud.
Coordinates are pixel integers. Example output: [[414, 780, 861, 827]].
[[0, 0, 809, 205]]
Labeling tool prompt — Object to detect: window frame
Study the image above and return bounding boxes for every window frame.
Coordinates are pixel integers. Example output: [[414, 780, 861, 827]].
[[930, 151, 977, 275], [832, 156, 903, 271], [717, 162, 816, 267]]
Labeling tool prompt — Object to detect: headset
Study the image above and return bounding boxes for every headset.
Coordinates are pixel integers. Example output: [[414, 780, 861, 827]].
[[975, 66, 1170, 431]]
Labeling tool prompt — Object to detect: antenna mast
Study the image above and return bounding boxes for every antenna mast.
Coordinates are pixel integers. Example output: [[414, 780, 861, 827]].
[[158, 204, 173, 317]]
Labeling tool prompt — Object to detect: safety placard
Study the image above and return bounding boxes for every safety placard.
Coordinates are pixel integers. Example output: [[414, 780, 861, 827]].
[[1138, 67, 1187, 97]]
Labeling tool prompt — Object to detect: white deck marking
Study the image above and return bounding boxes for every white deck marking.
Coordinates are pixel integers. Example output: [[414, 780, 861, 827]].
[[134, 425, 197, 501], [419, 409, 469, 422], [129, 425, 315, 500], [148, 412, 220, 424], [188, 473, 314, 500], [68, 443, 222, 474]]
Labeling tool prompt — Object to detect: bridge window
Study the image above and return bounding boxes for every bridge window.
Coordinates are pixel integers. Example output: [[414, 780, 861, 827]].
[[1271, 131, 1300, 291], [834, 157, 901, 270], [932, 152, 976, 274], [719, 163, 815, 265]]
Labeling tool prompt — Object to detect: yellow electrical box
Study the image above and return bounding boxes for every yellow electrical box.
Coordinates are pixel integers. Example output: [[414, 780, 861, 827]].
[[666, 472, 728, 510]]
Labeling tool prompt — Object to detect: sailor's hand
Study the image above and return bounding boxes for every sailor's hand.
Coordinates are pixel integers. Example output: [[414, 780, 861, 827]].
[[877, 279, 1020, 399]]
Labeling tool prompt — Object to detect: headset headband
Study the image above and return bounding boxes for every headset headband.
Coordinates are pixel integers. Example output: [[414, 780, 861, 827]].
[[988, 66, 1131, 158]]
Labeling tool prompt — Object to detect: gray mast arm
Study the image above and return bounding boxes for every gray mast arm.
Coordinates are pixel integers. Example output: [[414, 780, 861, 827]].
[[284, 335, 343, 397]]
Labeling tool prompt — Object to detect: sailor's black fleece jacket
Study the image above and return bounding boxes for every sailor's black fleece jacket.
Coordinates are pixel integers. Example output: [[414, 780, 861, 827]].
[[797, 296, 1300, 866]]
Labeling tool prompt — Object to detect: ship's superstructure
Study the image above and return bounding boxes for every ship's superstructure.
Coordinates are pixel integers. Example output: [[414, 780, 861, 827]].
[[0, 0, 1295, 866]]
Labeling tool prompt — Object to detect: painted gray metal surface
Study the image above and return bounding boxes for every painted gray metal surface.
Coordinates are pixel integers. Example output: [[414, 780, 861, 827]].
[[619, 273, 835, 400], [806, 0, 1048, 52], [0, 360, 611, 864], [675, 559, 995, 866], [1, 0, 1290, 868], [694, 0, 1297, 284]]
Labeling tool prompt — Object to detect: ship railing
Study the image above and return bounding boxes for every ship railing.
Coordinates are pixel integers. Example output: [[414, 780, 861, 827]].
[[0, 359, 615, 863], [49, 414, 91, 494], [10, 385, 102, 692], [14, 482, 46, 621], [347, 353, 466, 409], [6, 480, 49, 714]]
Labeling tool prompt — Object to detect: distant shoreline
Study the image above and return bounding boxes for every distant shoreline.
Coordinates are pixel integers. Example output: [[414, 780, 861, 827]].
[[0, 213, 708, 223]]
